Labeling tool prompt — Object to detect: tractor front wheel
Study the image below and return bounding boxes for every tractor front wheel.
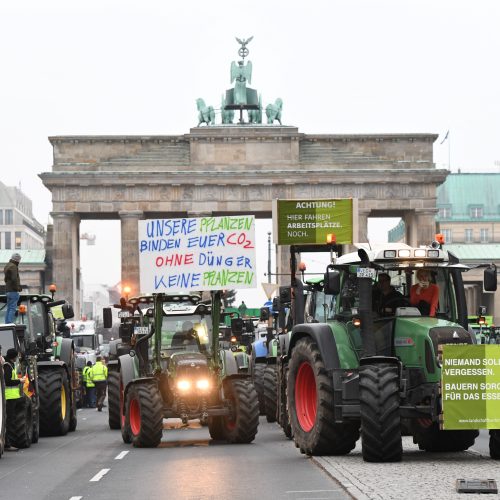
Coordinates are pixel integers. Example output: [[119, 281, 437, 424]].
[[38, 368, 71, 436], [222, 379, 259, 443], [126, 383, 163, 448], [490, 430, 500, 459], [412, 422, 478, 452], [263, 366, 277, 423], [108, 371, 121, 430], [359, 363, 402, 462], [10, 396, 33, 449], [288, 338, 359, 456]]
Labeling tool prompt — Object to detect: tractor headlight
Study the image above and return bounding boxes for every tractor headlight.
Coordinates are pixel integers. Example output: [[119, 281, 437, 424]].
[[196, 379, 210, 390], [177, 379, 192, 391]]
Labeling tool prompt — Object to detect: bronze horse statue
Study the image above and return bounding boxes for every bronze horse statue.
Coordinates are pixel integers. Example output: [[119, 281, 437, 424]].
[[196, 98, 215, 126]]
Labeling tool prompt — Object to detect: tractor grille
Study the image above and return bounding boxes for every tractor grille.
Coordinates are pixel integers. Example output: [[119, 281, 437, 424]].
[[428, 326, 473, 355]]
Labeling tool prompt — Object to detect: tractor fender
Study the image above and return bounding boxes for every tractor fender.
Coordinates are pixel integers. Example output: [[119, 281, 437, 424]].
[[59, 337, 74, 366], [220, 349, 239, 376], [109, 339, 120, 357], [118, 353, 138, 390], [250, 339, 268, 361], [288, 323, 341, 373]]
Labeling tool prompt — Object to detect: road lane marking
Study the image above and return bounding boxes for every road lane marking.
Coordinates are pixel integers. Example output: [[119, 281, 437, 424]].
[[69, 497, 83, 500], [90, 468, 110, 482], [115, 451, 129, 460], [286, 490, 342, 493]]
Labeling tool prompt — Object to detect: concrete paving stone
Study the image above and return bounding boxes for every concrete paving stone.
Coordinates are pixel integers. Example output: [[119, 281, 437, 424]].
[[313, 437, 500, 500]]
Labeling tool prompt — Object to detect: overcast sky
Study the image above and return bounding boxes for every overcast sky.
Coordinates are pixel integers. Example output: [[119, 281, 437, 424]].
[[1, 0, 499, 307]]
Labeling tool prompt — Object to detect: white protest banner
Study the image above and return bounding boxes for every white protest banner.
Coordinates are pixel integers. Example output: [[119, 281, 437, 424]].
[[139, 216, 256, 293]]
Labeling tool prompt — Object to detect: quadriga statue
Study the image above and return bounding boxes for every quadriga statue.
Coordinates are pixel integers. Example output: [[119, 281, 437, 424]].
[[196, 98, 216, 126], [265, 98, 283, 125]]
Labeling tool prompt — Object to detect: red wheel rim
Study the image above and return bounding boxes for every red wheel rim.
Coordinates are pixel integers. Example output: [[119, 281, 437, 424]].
[[129, 398, 141, 436], [295, 361, 317, 432]]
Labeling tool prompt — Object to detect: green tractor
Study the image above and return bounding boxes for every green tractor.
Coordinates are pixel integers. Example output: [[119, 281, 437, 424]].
[[0, 291, 78, 436], [118, 291, 259, 447], [103, 297, 149, 430], [0, 323, 38, 448], [282, 242, 498, 462]]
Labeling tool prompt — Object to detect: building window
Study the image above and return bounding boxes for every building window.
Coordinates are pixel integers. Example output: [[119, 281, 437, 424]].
[[5, 232, 11, 249], [442, 229, 452, 243], [4, 210, 13, 225], [438, 207, 451, 218], [480, 228, 489, 243], [0, 210, 3, 225], [15, 232, 22, 249], [470, 206, 483, 219], [465, 228, 473, 243]]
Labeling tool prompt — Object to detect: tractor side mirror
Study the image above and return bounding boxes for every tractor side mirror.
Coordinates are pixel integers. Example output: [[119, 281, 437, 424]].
[[62, 303, 75, 319], [484, 265, 497, 292], [324, 269, 341, 295], [103, 307, 113, 328]]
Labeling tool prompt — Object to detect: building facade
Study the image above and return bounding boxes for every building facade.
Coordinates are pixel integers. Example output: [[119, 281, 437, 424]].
[[0, 182, 47, 292]]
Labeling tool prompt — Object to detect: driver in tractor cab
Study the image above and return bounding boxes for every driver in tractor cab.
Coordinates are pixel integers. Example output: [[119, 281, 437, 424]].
[[372, 273, 404, 317], [410, 269, 439, 317]]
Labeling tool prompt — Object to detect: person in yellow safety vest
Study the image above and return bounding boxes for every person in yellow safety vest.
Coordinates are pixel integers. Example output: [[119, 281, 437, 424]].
[[90, 356, 108, 411], [82, 361, 96, 408], [3, 348, 26, 451]]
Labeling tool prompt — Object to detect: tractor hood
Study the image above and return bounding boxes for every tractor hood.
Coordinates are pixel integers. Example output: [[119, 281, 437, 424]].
[[169, 352, 209, 378]]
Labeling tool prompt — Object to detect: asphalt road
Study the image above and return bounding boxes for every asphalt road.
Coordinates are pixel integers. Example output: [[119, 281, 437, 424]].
[[0, 408, 350, 500]]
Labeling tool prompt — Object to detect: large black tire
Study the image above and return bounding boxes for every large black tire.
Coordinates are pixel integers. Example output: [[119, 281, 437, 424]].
[[252, 363, 266, 415], [263, 366, 277, 423], [412, 422, 478, 452], [127, 383, 163, 448], [221, 379, 259, 443], [10, 397, 33, 449], [120, 376, 132, 444], [288, 338, 359, 456], [208, 416, 226, 441], [38, 368, 71, 437], [359, 363, 402, 462], [0, 365, 5, 457], [32, 398, 40, 443], [278, 364, 292, 439], [490, 430, 500, 459], [108, 371, 121, 430]]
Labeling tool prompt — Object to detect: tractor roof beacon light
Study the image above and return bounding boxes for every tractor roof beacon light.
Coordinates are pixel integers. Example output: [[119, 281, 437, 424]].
[[49, 283, 57, 300]]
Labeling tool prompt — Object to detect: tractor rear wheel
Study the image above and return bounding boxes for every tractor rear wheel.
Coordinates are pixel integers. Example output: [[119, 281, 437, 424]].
[[127, 383, 163, 448], [359, 363, 402, 462], [489, 430, 500, 459], [31, 399, 39, 443], [10, 397, 33, 449], [221, 379, 259, 443], [108, 370, 121, 430], [263, 366, 277, 423], [412, 422, 478, 452], [288, 338, 359, 456], [38, 368, 71, 436], [252, 363, 266, 414], [0, 365, 5, 457]]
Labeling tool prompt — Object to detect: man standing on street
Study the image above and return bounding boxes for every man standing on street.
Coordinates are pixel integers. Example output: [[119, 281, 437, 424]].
[[90, 356, 107, 411], [82, 361, 95, 408], [4, 253, 22, 323]]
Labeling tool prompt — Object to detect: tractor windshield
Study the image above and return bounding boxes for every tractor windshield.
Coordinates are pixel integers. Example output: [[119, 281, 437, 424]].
[[160, 314, 213, 356], [0, 298, 46, 340], [71, 335, 97, 351]]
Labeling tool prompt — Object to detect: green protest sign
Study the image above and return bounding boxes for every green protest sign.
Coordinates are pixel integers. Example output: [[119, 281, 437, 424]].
[[441, 344, 500, 430], [274, 199, 354, 245]]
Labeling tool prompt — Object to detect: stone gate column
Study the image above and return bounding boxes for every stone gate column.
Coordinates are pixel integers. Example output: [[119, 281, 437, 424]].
[[357, 210, 370, 242], [119, 210, 143, 296], [51, 212, 81, 314], [414, 209, 438, 246]]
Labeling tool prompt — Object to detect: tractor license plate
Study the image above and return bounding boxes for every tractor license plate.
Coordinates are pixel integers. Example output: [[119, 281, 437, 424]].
[[134, 327, 149, 335], [357, 267, 376, 279], [118, 311, 131, 318]]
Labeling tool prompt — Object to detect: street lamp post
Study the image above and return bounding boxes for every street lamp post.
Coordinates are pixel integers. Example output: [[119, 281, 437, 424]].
[[267, 232, 271, 283]]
